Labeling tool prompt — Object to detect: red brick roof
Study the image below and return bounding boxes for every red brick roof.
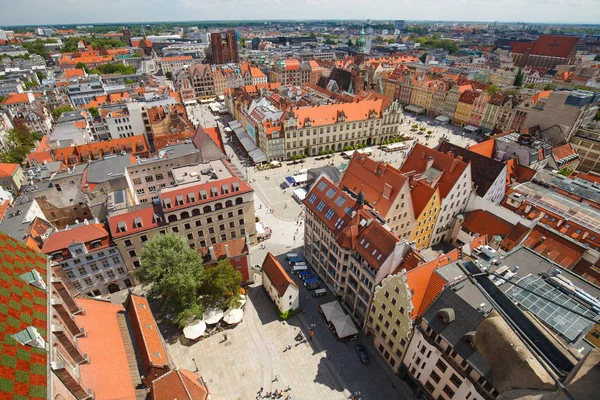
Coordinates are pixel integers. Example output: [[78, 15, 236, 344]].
[[41, 223, 109, 254], [75, 298, 137, 400], [151, 368, 209, 400], [261, 252, 297, 297], [339, 153, 408, 217], [0, 233, 48, 400], [200, 237, 249, 264], [501, 223, 530, 251], [161, 56, 193, 62], [64, 68, 86, 78]]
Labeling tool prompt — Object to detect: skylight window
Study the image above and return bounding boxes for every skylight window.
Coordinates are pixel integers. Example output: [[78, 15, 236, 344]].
[[334, 195, 346, 207], [317, 181, 327, 191], [326, 188, 336, 199], [308, 193, 317, 204]]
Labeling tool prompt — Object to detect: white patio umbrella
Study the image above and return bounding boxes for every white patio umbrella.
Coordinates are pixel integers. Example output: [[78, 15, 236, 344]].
[[223, 308, 244, 325], [238, 294, 247, 308], [183, 320, 206, 340], [202, 308, 224, 325]]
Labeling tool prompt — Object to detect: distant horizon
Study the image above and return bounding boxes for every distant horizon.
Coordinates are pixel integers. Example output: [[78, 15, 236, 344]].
[[1, 0, 599, 27], [2, 18, 600, 30]]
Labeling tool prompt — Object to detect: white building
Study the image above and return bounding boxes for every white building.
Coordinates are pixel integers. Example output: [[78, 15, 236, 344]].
[[261, 253, 299, 313], [159, 56, 193, 75], [41, 222, 133, 296]]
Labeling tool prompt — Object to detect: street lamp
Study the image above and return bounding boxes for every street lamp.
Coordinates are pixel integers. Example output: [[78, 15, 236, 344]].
[[192, 357, 198, 372]]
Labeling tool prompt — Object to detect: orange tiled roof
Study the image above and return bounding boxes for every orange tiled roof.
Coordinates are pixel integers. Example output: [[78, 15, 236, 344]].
[[108, 203, 166, 239], [411, 182, 437, 218], [340, 153, 408, 217], [41, 223, 109, 254], [468, 139, 495, 158], [250, 67, 266, 78], [125, 294, 169, 370], [400, 143, 469, 198], [75, 298, 137, 400], [151, 369, 208, 400], [0, 163, 19, 177], [161, 56, 193, 62], [0, 200, 10, 222], [1, 92, 31, 105], [64, 68, 86, 78], [204, 127, 225, 153], [462, 210, 514, 240], [524, 225, 585, 269], [530, 35, 579, 58], [294, 99, 385, 129], [261, 252, 297, 296], [552, 143, 578, 162]]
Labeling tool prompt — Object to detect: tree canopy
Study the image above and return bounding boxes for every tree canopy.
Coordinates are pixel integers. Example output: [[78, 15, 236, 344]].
[[0, 127, 42, 164], [60, 36, 126, 53], [199, 260, 242, 311], [52, 105, 74, 120], [89, 63, 136, 75], [487, 84, 500, 95], [87, 107, 99, 117], [514, 68, 524, 87], [136, 234, 206, 328], [414, 36, 459, 54]]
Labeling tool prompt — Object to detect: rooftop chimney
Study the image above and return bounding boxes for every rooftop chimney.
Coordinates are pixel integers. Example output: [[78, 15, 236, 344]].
[[209, 246, 216, 261], [224, 244, 230, 258]]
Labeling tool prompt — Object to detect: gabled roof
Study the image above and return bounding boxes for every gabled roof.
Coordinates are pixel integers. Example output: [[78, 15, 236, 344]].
[[108, 203, 166, 239], [0, 163, 19, 177], [552, 143, 578, 163], [261, 252, 297, 297], [438, 141, 505, 197], [339, 153, 408, 217], [41, 223, 109, 254], [151, 368, 209, 400], [0, 232, 48, 400], [411, 182, 437, 219], [524, 225, 585, 269], [529, 35, 579, 58], [294, 99, 385, 128], [400, 143, 469, 198], [0, 92, 31, 105], [462, 210, 514, 240], [64, 68, 86, 78]]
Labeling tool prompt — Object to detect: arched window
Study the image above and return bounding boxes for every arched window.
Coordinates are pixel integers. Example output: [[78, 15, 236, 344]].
[[192, 209, 200, 216], [180, 211, 190, 219], [225, 200, 233, 208], [203, 205, 212, 213], [235, 197, 243, 205], [168, 215, 178, 223], [214, 203, 223, 210]]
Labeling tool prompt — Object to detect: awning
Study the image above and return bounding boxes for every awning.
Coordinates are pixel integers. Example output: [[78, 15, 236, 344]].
[[248, 148, 267, 163], [405, 105, 424, 114], [223, 308, 243, 325], [202, 308, 224, 325], [435, 115, 450, 123], [293, 173, 308, 184], [330, 315, 359, 338], [229, 121, 242, 129], [256, 223, 266, 237], [183, 320, 206, 340], [320, 301, 346, 322], [384, 143, 408, 150], [293, 188, 307, 201], [464, 125, 479, 132]]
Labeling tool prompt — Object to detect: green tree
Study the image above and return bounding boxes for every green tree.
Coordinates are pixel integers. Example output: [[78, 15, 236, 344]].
[[88, 107, 99, 117], [419, 52, 428, 63], [35, 71, 45, 82], [487, 84, 500, 95], [514, 68, 524, 87], [75, 62, 90, 74], [346, 39, 354, 47], [52, 105, 74, 120], [543, 84, 554, 91], [24, 80, 37, 89], [558, 167, 573, 177], [595, 109, 600, 121], [0, 127, 42, 164], [124, 79, 136, 84], [324, 38, 335, 45], [93, 63, 136, 75], [199, 260, 242, 310], [136, 234, 205, 328], [0, 96, 4, 103], [165, 71, 173, 80]]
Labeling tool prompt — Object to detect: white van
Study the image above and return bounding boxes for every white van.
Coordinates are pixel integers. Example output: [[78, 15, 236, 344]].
[[286, 253, 298, 261], [312, 288, 327, 298], [292, 262, 306, 268], [292, 265, 308, 273]]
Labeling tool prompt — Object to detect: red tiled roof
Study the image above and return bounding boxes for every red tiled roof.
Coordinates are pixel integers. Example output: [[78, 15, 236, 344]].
[[161, 56, 193, 62], [458, 90, 480, 105], [64, 68, 86, 78], [0, 233, 48, 400], [529, 35, 579, 58], [0, 92, 31, 105], [524, 225, 585, 269], [501, 223, 530, 251], [0, 163, 19, 177], [510, 41, 534, 54], [41, 223, 109, 254], [339, 153, 408, 217], [203, 127, 225, 153], [261, 252, 297, 297], [125, 295, 169, 370], [468, 139, 495, 158], [75, 298, 137, 400], [411, 182, 437, 218], [400, 143, 469, 198], [151, 369, 209, 400], [552, 143, 578, 162], [572, 172, 600, 185], [108, 203, 166, 239], [0, 199, 10, 222], [200, 237, 249, 264], [462, 210, 514, 240]]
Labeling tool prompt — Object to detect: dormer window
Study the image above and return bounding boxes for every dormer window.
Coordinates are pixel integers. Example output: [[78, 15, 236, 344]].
[[51, 252, 63, 260], [19, 270, 47, 291], [176, 195, 184, 206], [12, 327, 46, 349], [211, 187, 219, 197], [90, 240, 103, 249], [232, 182, 240, 192], [199, 190, 208, 200], [134, 217, 143, 228], [163, 198, 172, 209], [188, 193, 196, 202], [437, 308, 455, 324], [117, 221, 127, 232], [221, 184, 230, 194]]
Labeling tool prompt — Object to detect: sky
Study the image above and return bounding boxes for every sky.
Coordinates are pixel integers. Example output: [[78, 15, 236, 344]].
[[0, 0, 599, 26]]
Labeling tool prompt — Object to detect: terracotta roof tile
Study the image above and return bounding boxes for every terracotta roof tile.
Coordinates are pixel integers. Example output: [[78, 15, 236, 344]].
[[524, 225, 585, 269], [41, 223, 109, 254], [108, 203, 166, 239], [161, 56, 193, 62], [64, 68, 86, 78], [151, 369, 209, 400], [1, 92, 31, 105], [261, 252, 297, 297], [295, 99, 385, 129], [411, 182, 437, 218], [552, 143, 578, 162], [529, 35, 579, 58], [339, 153, 408, 217], [0, 163, 19, 177], [462, 210, 514, 240]]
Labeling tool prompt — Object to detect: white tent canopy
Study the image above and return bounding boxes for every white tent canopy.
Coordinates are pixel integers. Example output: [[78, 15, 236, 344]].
[[202, 308, 224, 325], [331, 315, 359, 339], [435, 115, 450, 123], [256, 223, 266, 237], [464, 125, 479, 133], [183, 320, 207, 340], [223, 308, 244, 325], [320, 301, 346, 322], [293, 188, 307, 201]]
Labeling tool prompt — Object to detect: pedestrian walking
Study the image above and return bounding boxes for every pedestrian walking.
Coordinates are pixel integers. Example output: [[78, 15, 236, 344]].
[[273, 375, 278, 382]]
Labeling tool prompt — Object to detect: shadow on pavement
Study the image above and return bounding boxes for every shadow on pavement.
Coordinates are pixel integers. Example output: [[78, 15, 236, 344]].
[[246, 285, 279, 326]]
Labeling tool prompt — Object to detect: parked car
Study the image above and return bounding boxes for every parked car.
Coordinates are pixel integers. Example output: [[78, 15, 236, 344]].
[[355, 344, 370, 365]]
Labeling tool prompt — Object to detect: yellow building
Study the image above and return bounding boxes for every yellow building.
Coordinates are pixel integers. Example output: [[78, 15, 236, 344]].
[[453, 90, 478, 127], [410, 182, 440, 250], [409, 81, 433, 111]]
